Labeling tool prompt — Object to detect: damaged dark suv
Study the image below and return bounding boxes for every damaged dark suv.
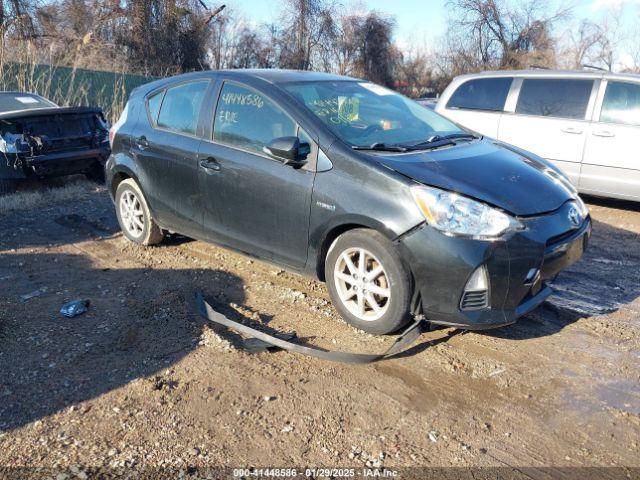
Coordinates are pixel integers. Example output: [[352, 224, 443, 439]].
[[107, 70, 591, 335], [0, 92, 110, 194]]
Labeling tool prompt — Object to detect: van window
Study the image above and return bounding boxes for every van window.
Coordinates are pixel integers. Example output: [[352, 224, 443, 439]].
[[600, 81, 640, 126], [446, 78, 512, 112], [157, 81, 209, 135], [213, 82, 297, 156], [516, 79, 593, 120]]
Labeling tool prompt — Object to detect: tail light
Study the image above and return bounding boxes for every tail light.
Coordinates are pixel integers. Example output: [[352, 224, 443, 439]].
[[109, 127, 115, 146]]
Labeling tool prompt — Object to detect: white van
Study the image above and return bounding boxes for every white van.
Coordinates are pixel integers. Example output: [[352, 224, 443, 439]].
[[435, 70, 640, 202]]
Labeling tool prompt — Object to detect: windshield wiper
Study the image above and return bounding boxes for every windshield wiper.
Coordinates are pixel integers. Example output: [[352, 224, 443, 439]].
[[405, 133, 480, 151], [352, 142, 408, 152]]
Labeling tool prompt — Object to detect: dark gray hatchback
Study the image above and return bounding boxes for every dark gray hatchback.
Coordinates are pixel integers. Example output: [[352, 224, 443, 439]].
[[106, 69, 591, 334]]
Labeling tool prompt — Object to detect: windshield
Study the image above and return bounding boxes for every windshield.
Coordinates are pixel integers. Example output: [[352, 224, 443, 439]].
[[0, 93, 56, 113], [283, 81, 464, 147]]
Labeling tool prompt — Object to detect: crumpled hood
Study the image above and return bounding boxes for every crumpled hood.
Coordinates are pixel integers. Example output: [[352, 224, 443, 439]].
[[375, 139, 575, 216]]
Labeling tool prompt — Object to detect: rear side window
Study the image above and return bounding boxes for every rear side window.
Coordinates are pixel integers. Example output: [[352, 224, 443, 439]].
[[147, 91, 164, 125], [213, 82, 296, 155], [516, 79, 593, 119], [157, 81, 209, 135], [446, 78, 512, 112], [600, 81, 640, 126]]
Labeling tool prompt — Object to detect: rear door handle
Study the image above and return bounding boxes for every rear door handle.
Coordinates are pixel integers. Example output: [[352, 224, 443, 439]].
[[561, 127, 583, 135], [135, 135, 149, 150], [593, 130, 615, 138], [199, 157, 221, 172]]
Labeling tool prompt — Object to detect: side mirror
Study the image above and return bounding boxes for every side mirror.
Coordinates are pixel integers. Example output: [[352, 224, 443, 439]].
[[263, 136, 310, 167]]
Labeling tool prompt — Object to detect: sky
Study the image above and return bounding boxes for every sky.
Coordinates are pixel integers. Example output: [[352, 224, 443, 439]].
[[228, 0, 639, 55]]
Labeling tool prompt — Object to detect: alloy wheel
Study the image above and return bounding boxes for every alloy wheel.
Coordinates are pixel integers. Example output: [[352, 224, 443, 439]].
[[333, 247, 391, 321], [119, 190, 145, 239]]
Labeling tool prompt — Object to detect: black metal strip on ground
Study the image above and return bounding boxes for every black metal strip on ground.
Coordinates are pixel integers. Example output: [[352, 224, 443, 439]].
[[195, 293, 428, 364]]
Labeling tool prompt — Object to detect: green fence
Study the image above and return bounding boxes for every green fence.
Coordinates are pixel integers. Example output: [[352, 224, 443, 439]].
[[0, 62, 156, 122]]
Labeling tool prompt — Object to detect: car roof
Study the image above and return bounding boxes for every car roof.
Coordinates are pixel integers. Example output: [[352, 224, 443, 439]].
[[135, 69, 361, 97], [453, 69, 640, 82], [220, 69, 359, 84]]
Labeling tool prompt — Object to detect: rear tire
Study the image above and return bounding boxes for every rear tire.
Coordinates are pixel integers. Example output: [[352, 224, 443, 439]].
[[115, 179, 164, 246], [325, 229, 412, 335]]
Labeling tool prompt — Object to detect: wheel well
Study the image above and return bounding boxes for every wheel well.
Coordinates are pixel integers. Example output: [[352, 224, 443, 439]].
[[316, 224, 370, 281], [110, 172, 131, 198]]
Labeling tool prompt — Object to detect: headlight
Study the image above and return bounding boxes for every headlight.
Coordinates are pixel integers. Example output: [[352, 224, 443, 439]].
[[411, 185, 523, 239], [575, 195, 589, 218]]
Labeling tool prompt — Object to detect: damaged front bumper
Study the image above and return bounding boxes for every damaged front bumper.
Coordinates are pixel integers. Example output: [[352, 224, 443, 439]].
[[397, 201, 592, 330]]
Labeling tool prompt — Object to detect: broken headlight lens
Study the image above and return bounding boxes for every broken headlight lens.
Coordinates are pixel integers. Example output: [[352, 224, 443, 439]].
[[411, 185, 523, 239]]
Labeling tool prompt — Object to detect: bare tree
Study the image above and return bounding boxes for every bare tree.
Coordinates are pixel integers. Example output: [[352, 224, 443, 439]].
[[442, 0, 570, 70]]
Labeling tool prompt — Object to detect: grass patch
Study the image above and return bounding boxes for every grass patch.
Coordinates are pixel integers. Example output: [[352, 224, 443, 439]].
[[0, 178, 100, 216]]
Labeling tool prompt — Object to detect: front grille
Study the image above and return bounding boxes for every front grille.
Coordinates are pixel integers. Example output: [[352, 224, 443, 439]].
[[460, 290, 489, 310], [546, 228, 575, 247]]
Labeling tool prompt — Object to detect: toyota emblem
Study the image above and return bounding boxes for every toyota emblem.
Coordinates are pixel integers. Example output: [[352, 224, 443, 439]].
[[568, 205, 581, 227]]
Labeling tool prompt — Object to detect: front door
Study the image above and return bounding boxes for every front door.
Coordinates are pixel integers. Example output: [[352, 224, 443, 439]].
[[498, 78, 596, 185], [198, 81, 315, 269], [581, 80, 640, 200]]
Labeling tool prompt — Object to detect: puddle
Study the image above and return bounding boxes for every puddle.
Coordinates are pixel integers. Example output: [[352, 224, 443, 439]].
[[561, 373, 640, 416]]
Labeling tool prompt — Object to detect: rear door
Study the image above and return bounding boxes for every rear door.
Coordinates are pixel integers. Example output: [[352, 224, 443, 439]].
[[437, 77, 513, 137], [197, 80, 316, 269], [497, 77, 598, 184], [581, 80, 640, 200], [132, 80, 210, 235]]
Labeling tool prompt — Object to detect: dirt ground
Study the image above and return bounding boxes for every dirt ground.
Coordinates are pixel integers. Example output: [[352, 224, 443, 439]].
[[0, 183, 639, 478]]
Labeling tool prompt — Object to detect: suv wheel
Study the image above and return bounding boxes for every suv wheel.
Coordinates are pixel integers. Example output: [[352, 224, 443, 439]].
[[115, 179, 164, 245], [325, 229, 412, 335]]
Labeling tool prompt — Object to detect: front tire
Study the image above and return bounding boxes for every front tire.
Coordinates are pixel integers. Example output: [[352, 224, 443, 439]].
[[115, 179, 164, 246], [325, 229, 412, 335]]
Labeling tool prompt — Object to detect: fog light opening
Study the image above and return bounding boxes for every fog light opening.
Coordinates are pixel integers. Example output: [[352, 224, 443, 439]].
[[460, 266, 490, 311]]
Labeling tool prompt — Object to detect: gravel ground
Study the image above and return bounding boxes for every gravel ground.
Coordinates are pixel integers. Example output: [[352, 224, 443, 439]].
[[0, 186, 639, 479]]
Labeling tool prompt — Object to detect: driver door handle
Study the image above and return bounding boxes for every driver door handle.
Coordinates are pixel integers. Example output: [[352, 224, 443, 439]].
[[199, 157, 221, 172]]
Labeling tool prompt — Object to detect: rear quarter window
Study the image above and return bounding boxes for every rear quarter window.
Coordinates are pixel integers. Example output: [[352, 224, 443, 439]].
[[446, 78, 513, 112], [146, 90, 165, 125], [515, 79, 593, 120]]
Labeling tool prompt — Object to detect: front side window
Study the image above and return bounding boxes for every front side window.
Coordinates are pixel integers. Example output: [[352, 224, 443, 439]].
[[157, 81, 209, 135], [600, 81, 640, 126], [284, 81, 463, 147], [516, 79, 593, 120], [214, 82, 297, 155], [446, 78, 513, 112]]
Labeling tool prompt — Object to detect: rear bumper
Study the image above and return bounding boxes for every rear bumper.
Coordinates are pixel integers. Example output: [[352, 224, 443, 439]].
[[397, 201, 591, 330]]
